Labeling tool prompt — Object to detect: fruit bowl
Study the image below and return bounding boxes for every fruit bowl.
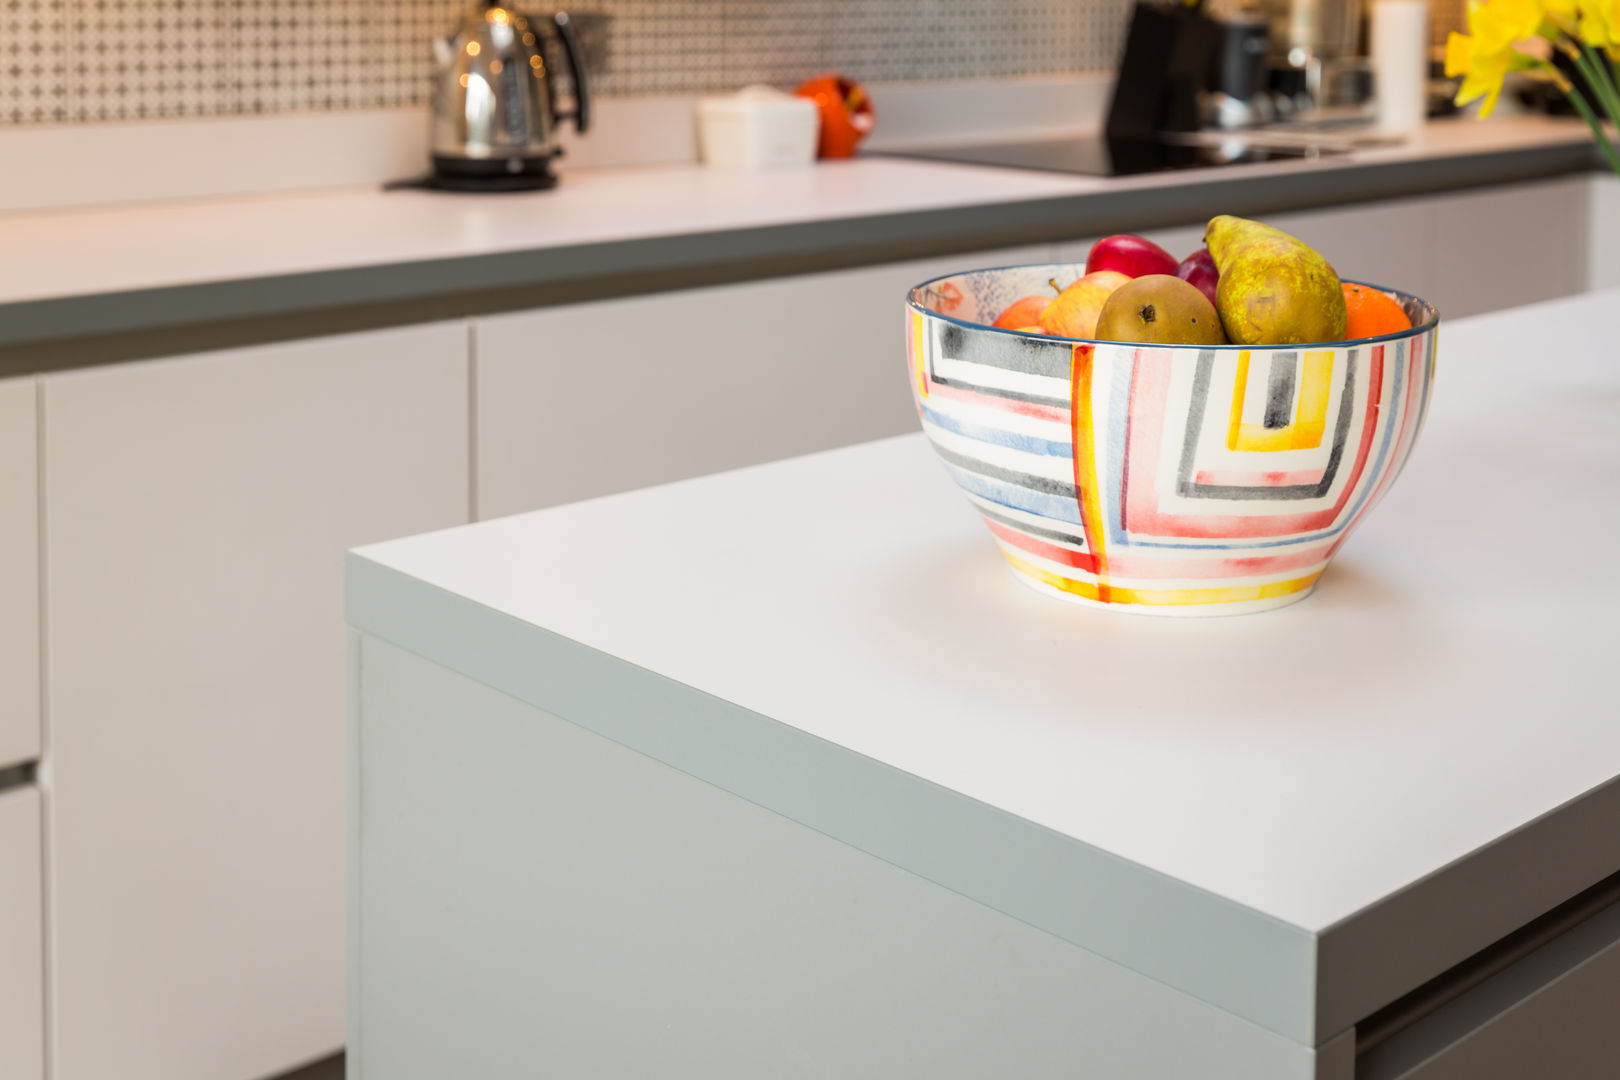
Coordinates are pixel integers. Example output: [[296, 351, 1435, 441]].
[[907, 262, 1439, 616]]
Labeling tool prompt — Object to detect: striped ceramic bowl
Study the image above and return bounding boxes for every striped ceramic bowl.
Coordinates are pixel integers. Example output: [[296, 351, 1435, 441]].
[[906, 263, 1439, 616]]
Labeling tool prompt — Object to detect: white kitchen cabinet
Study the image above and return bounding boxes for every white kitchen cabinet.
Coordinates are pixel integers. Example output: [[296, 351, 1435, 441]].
[[472, 244, 1053, 519], [0, 786, 43, 1080], [474, 174, 1595, 524], [1267, 201, 1437, 299], [1430, 176, 1589, 319], [1589, 174, 1620, 292], [1055, 177, 1596, 320], [41, 324, 470, 1080], [1056, 205, 1434, 297], [1054, 223, 1208, 267], [0, 378, 39, 771]]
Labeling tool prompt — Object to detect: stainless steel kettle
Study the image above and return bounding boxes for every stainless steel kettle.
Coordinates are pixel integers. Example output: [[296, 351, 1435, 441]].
[[430, 3, 591, 190]]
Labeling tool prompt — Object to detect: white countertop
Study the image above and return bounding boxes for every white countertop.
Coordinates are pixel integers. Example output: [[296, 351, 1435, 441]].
[[350, 289, 1620, 1039], [354, 287, 1618, 935], [0, 114, 1593, 310], [0, 159, 1078, 306]]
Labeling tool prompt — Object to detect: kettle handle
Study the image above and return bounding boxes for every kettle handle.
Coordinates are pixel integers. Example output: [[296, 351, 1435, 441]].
[[551, 12, 591, 134]]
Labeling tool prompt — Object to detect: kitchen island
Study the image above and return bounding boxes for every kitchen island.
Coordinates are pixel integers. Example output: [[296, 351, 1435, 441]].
[[346, 291, 1620, 1079], [12, 105, 1616, 1080]]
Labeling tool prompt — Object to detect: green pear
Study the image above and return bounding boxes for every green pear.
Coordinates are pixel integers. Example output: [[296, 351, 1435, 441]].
[[1205, 216, 1347, 345]]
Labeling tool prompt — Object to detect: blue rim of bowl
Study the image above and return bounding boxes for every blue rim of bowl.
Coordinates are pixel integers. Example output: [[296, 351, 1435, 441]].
[[905, 262, 1441, 351]]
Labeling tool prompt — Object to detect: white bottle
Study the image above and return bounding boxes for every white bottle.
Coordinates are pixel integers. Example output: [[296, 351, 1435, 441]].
[[1372, 0, 1430, 133]]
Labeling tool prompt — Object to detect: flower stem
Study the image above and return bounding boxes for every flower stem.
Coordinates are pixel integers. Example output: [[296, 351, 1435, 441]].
[[1573, 44, 1620, 130], [1565, 82, 1620, 181]]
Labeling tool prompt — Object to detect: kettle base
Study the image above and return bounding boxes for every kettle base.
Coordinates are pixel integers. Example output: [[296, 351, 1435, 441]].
[[429, 154, 559, 192]]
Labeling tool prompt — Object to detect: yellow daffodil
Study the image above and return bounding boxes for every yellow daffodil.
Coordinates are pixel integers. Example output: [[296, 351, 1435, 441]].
[[1541, 0, 1620, 58], [1477, 0, 1547, 50], [1574, 0, 1615, 45], [1447, 0, 1548, 116], [1447, 41, 1514, 114], [1445, 30, 1476, 77], [1545, 0, 1579, 19], [1453, 0, 1620, 180]]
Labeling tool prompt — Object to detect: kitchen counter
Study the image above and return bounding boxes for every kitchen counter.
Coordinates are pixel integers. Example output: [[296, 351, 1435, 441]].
[[347, 290, 1620, 1078], [0, 114, 1599, 365]]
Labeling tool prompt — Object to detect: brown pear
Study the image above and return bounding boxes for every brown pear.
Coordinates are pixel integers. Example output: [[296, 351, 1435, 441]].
[[1094, 275, 1227, 346]]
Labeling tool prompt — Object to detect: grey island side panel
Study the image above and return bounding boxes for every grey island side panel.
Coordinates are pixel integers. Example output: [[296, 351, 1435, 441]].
[[344, 553, 1323, 1046], [0, 139, 1598, 372]]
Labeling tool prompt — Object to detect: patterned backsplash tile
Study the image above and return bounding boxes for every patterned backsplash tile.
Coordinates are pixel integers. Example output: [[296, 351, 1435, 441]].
[[1425, 0, 1466, 48], [2, 0, 1131, 124], [2, 0, 1461, 127]]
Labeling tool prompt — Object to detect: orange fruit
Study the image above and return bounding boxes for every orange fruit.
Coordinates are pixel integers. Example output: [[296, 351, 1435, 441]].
[[1342, 283, 1412, 339], [993, 294, 1053, 329]]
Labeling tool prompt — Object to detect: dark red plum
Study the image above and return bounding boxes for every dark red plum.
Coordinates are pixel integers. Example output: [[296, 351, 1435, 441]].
[[1175, 248, 1220, 307]]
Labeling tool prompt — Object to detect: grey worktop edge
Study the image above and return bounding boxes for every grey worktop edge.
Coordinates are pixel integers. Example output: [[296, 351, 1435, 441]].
[[1357, 893, 1620, 1079], [1315, 772, 1620, 1038], [2, 140, 1598, 366], [345, 550, 1321, 1045]]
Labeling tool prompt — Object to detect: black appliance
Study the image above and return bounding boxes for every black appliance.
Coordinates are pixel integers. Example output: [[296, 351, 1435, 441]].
[[1106, 1, 1275, 135], [1105, 1, 1215, 138], [877, 2, 1346, 179], [881, 133, 1338, 179]]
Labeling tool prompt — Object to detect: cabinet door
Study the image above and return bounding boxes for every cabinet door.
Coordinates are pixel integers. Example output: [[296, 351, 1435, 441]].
[[1359, 899, 1620, 1079], [0, 786, 43, 1080], [1057, 203, 1435, 302], [1590, 174, 1620, 293], [473, 245, 1052, 519], [0, 378, 38, 770], [42, 324, 470, 1080], [1054, 224, 1207, 267], [1267, 201, 1436, 300], [1429, 176, 1589, 319], [1054, 176, 1597, 322]]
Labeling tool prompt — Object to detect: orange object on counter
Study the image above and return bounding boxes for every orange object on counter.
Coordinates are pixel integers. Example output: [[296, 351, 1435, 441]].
[[794, 74, 875, 158], [1342, 283, 1413, 339]]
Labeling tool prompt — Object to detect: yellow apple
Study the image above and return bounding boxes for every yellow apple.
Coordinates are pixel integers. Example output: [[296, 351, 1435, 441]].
[[1038, 270, 1131, 339]]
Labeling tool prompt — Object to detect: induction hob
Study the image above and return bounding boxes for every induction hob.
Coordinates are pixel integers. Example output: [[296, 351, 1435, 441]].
[[881, 133, 1348, 178]]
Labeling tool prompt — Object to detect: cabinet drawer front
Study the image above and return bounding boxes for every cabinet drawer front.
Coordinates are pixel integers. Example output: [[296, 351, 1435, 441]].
[[1428, 176, 1589, 320], [1592, 175, 1620, 293], [1360, 899, 1620, 1080], [0, 377, 39, 770], [473, 245, 1053, 520], [43, 324, 471, 1080], [0, 786, 44, 1080]]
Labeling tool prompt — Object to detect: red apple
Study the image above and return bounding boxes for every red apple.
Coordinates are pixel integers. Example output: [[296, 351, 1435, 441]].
[[1175, 248, 1220, 307], [1038, 270, 1131, 339], [1085, 235, 1179, 279], [992, 294, 1054, 329]]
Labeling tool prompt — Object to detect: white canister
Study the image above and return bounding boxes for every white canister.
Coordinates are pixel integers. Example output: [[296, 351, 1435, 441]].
[[1371, 0, 1429, 133], [697, 86, 820, 171]]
